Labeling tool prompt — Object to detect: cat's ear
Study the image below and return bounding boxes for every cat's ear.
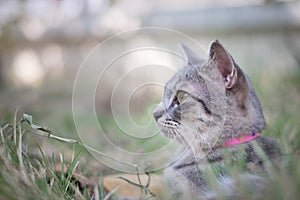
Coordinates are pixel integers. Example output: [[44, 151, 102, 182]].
[[209, 40, 249, 109], [209, 40, 237, 89], [180, 43, 204, 66]]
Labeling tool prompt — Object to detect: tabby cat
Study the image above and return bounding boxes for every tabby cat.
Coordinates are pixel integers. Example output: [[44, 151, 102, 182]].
[[153, 40, 281, 199]]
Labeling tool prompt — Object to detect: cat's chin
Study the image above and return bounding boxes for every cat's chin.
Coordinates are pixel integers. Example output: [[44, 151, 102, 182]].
[[156, 126, 178, 139], [160, 129, 191, 145], [163, 133, 177, 139], [160, 129, 177, 139]]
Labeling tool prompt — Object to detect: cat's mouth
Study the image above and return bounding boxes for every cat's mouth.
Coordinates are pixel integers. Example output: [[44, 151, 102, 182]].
[[164, 118, 180, 127], [156, 119, 181, 139]]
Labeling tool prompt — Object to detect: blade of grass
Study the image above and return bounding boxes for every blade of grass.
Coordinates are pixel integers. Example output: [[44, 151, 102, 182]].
[[13, 107, 19, 145], [60, 153, 65, 185], [21, 113, 137, 169], [99, 174, 104, 200], [103, 185, 119, 200]]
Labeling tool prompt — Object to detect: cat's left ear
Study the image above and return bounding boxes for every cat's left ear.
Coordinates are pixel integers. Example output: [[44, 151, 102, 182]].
[[180, 43, 204, 66], [209, 40, 238, 89]]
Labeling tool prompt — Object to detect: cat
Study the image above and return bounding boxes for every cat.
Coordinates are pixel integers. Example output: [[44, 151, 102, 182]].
[[153, 40, 282, 200]]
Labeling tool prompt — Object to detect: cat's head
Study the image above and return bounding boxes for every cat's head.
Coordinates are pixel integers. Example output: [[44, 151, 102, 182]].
[[153, 40, 265, 150]]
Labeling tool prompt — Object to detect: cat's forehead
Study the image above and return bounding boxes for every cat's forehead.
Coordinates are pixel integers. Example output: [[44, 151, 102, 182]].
[[165, 64, 209, 97]]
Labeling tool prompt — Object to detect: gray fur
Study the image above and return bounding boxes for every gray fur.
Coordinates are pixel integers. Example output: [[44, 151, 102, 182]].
[[153, 41, 281, 199]]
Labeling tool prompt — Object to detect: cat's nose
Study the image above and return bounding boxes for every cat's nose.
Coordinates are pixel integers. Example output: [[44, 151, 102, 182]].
[[153, 105, 164, 121]]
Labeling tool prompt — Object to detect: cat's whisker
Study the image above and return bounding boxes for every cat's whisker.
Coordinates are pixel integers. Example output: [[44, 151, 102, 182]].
[[176, 125, 201, 149], [173, 129, 190, 148], [165, 126, 173, 138]]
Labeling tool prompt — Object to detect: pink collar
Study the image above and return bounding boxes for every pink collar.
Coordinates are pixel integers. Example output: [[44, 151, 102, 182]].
[[221, 132, 259, 147]]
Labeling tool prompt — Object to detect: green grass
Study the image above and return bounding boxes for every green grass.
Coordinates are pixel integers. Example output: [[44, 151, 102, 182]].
[[0, 112, 157, 200], [0, 113, 106, 200]]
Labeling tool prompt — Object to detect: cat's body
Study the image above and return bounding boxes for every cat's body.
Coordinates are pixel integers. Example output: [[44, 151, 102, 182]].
[[163, 136, 281, 199], [153, 41, 281, 199]]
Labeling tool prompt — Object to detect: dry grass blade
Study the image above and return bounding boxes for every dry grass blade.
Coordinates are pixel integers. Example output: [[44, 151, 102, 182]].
[[103, 185, 120, 200]]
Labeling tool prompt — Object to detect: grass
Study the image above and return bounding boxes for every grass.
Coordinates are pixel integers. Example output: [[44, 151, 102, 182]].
[[0, 112, 157, 200], [0, 113, 100, 199]]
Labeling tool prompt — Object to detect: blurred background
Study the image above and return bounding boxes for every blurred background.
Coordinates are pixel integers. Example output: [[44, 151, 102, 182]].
[[0, 0, 300, 169]]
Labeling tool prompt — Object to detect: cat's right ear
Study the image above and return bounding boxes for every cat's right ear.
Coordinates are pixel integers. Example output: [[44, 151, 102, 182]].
[[209, 40, 238, 89]]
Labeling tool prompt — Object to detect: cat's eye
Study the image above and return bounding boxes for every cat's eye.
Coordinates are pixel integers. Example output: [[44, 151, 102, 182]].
[[176, 91, 189, 104]]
